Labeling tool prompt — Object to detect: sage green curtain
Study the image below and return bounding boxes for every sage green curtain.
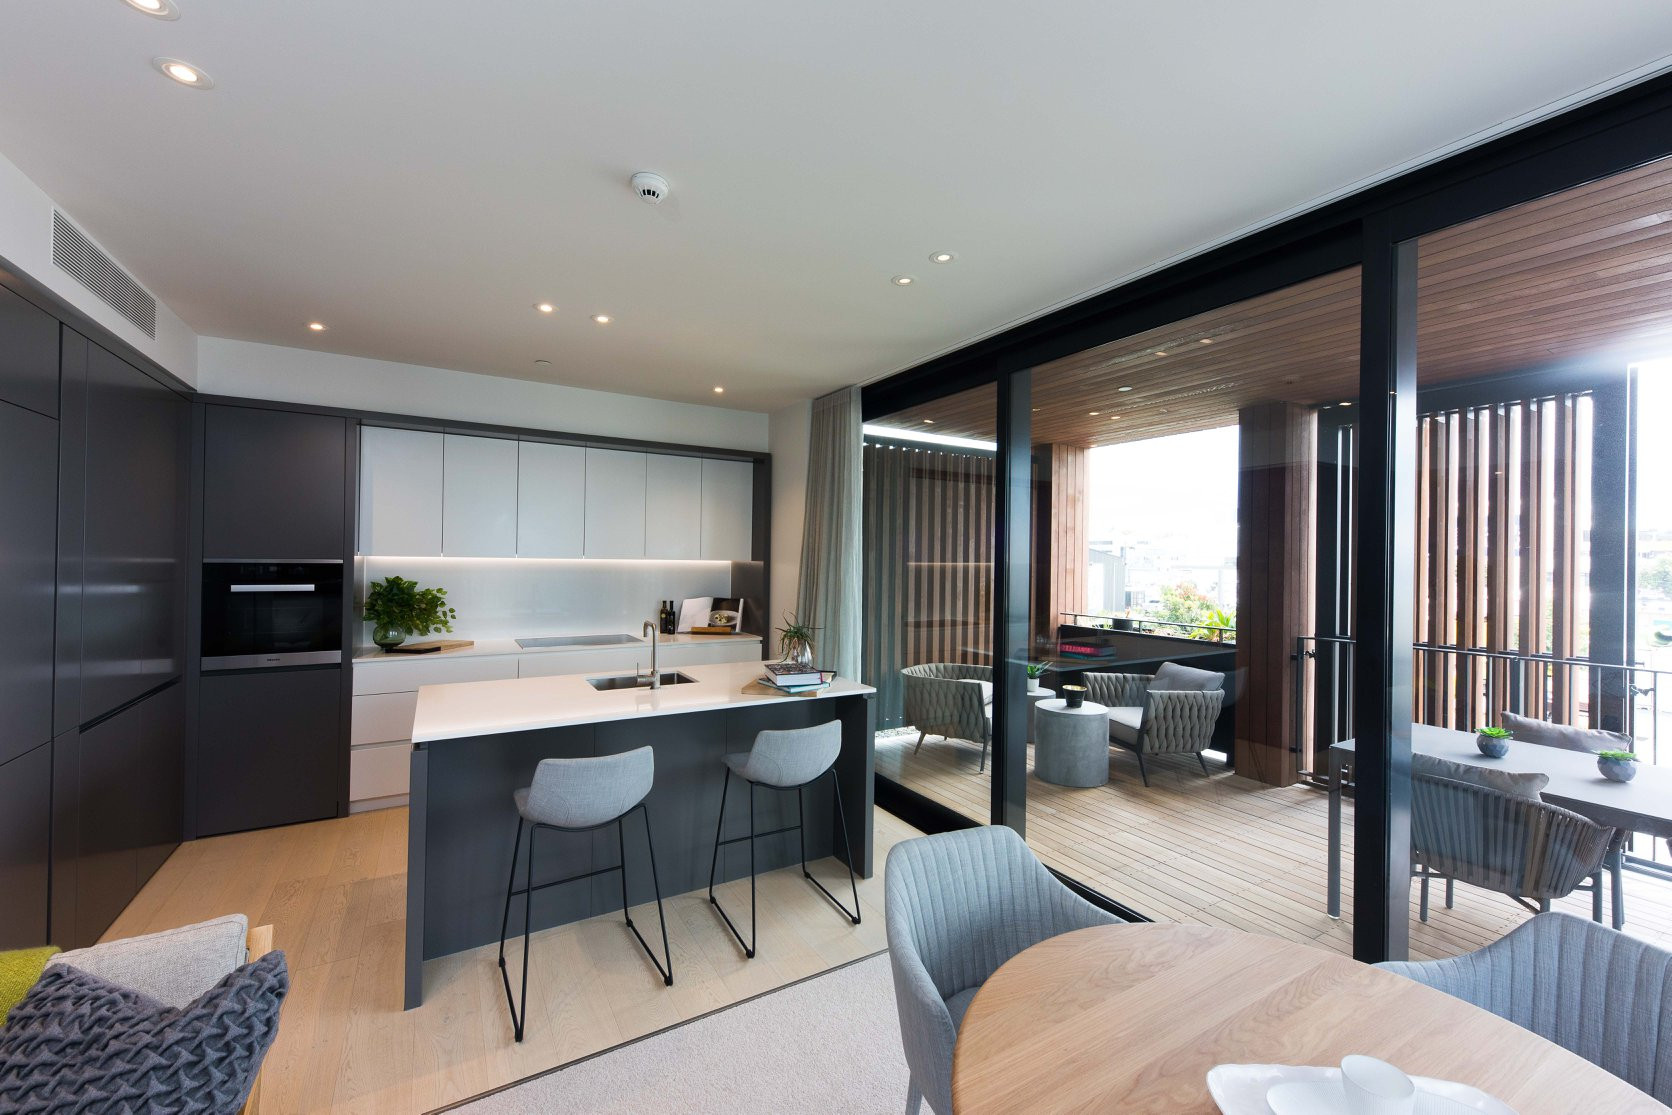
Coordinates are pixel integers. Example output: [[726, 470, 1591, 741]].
[[797, 387, 863, 680]]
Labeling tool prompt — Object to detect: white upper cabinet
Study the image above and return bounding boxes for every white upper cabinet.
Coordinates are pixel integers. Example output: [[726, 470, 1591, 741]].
[[644, 454, 703, 559], [360, 426, 442, 555], [583, 449, 647, 557], [516, 442, 586, 558], [700, 458, 754, 560], [442, 434, 518, 556]]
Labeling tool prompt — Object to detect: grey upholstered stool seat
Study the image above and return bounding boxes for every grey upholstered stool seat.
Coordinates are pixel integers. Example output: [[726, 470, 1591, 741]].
[[708, 720, 861, 958], [498, 746, 672, 1042], [885, 826, 1119, 1115], [1377, 913, 1672, 1104]]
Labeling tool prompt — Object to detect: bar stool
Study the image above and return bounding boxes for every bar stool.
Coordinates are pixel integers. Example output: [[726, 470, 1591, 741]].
[[497, 746, 672, 1042], [707, 720, 861, 958]]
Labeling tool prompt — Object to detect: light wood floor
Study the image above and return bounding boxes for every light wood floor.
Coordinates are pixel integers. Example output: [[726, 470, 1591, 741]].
[[104, 806, 919, 1114], [877, 731, 1672, 962]]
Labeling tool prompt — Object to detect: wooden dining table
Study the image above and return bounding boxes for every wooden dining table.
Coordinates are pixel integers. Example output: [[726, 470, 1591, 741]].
[[950, 922, 1663, 1113]]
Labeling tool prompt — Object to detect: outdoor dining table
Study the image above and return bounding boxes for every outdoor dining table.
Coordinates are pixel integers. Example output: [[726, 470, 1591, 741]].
[[1327, 723, 1672, 920], [950, 922, 1659, 1113]]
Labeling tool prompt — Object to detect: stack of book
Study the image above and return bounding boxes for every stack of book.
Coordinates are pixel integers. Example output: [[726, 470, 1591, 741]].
[[760, 662, 830, 693], [1058, 634, 1120, 660]]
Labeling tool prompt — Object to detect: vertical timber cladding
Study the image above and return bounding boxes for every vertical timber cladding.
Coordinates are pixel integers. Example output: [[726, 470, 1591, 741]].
[[1030, 444, 1090, 648], [1235, 401, 1315, 786]]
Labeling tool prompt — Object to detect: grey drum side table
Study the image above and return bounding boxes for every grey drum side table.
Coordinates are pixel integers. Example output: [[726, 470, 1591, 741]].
[[1025, 687, 1055, 741], [1034, 699, 1110, 788]]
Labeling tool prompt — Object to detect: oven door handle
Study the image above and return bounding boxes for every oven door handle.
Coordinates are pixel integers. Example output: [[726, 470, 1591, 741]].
[[228, 583, 318, 593]]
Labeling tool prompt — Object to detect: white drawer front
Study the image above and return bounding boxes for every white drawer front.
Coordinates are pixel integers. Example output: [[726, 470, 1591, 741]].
[[661, 641, 763, 667], [350, 741, 412, 801], [353, 655, 518, 695], [352, 692, 419, 745]]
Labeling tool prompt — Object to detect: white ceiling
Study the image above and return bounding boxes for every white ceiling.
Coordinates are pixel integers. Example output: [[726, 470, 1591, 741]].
[[2, 3, 1670, 412]]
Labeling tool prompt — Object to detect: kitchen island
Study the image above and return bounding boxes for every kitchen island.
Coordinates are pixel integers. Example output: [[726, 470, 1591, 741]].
[[403, 659, 875, 1008]]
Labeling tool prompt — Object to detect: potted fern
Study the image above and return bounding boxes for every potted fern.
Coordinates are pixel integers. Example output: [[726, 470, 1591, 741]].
[[363, 576, 457, 650], [776, 613, 818, 668]]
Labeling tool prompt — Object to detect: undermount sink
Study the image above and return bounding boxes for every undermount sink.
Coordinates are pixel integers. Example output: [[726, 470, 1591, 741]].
[[516, 633, 643, 649], [586, 671, 699, 691]]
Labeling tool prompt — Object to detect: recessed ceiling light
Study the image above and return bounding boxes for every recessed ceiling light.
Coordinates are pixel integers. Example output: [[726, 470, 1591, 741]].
[[712, 386, 725, 394], [307, 321, 326, 332], [1088, 411, 1099, 416], [930, 252, 957, 264], [1153, 350, 1167, 357], [534, 302, 555, 314], [534, 359, 552, 368], [1117, 385, 1133, 392], [124, 0, 180, 18], [891, 275, 915, 286], [1109, 415, 1122, 420], [1199, 338, 1214, 345], [591, 314, 612, 325], [1339, 401, 1353, 407], [153, 57, 213, 88]]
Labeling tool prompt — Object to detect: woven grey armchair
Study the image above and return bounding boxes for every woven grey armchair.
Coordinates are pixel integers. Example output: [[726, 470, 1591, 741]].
[[1411, 772, 1613, 921], [1378, 913, 1672, 1104], [1083, 665, 1224, 786], [885, 826, 1117, 1115], [901, 663, 993, 772]]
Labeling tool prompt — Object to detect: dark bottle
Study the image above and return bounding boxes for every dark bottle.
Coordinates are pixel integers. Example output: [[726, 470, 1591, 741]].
[[659, 600, 676, 635]]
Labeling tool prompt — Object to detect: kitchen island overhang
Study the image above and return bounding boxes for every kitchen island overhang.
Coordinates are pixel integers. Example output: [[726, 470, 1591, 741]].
[[404, 660, 875, 1009]]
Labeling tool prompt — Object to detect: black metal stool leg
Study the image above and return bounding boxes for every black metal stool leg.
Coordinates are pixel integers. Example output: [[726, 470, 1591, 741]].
[[638, 804, 674, 985], [617, 816, 633, 929], [708, 770, 758, 958], [496, 817, 526, 1041]]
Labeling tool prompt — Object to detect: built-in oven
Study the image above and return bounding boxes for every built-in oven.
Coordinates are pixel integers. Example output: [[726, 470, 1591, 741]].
[[201, 560, 344, 670]]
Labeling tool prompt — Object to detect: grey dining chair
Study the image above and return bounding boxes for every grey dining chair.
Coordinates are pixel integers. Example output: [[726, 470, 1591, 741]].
[[1411, 771, 1613, 923], [885, 826, 1118, 1115], [497, 746, 672, 1043], [1378, 913, 1672, 1104], [707, 720, 861, 959]]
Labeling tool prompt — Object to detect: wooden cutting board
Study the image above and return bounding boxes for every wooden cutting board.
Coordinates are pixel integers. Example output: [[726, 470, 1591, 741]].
[[384, 639, 475, 655]]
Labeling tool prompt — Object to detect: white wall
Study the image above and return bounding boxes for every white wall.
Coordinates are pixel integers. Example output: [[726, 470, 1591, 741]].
[[198, 337, 769, 452], [769, 399, 812, 637], [0, 149, 197, 384]]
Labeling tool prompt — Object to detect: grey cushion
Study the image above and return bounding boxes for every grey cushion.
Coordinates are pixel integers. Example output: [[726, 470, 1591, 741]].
[[963, 679, 994, 705], [1108, 706, 1143, 745], [725, 721, 841, 788], [1501, 710, 1632, 755], [1413, 752, 1548, 801], [945, 987, 979, 1032], [47, 914, 248, 1010], [1147, 661, 1225, 692], [518, 746, 654, 828], [0, 951, 287, 1113]]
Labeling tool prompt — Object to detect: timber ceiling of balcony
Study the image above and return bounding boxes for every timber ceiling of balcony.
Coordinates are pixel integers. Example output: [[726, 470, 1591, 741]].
[[872, 156, 1672, 447]]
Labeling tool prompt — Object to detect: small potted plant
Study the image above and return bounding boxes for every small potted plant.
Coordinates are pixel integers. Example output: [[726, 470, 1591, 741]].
[[363, 575, 457, 651], [1025, 661, 1050, 693], [1475, 725, 1512, 759], [1597, 749, 1639, 784], [776, 613, 818, 668]]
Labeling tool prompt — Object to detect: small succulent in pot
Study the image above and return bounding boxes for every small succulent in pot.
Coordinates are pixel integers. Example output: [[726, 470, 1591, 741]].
[[1597, 749, 1639, 783], [1475, 725, 1512, 759], [1024, 661, 1050, 689]]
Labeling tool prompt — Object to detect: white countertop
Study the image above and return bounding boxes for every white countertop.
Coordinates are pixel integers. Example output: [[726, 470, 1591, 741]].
[[411, 658, 873, 743], [354, 631, 761, 665]]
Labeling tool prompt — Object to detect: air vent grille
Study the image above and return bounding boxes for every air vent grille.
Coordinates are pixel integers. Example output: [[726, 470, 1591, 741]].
[[52, 211, 156, 338]]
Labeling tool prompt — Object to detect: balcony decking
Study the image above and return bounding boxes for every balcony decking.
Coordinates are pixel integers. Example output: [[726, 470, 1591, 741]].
[[876, 730, 1672, 962]]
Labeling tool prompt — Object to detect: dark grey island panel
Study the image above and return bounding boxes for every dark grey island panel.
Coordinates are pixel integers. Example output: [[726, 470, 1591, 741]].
[[403, 668, 874, 1009]]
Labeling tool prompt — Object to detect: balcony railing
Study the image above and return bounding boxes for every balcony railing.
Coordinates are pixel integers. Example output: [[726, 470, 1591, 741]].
[[1060, 612, 1236, 643]]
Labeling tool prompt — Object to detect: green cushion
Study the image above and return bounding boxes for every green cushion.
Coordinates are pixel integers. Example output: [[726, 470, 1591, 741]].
[[0, 947, 59, 1027]]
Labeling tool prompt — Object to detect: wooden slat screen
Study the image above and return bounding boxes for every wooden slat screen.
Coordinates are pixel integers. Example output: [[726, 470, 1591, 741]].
[[861, 440, 995, 729], [1413, 391, 1593, 730]]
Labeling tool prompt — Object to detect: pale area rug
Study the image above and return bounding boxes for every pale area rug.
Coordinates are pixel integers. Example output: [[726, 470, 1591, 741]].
[[443, 952, 910, 1114]]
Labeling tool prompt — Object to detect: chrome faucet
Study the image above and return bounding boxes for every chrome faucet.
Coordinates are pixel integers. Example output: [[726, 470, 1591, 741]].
[[642, 620, 660, 689]]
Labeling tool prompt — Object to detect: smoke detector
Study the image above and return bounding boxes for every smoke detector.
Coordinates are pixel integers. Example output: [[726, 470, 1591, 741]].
[[630, 171, 669, 205]]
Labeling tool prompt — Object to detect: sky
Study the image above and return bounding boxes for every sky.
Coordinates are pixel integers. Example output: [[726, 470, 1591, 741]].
[[1086, 425, 1239, 560]]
